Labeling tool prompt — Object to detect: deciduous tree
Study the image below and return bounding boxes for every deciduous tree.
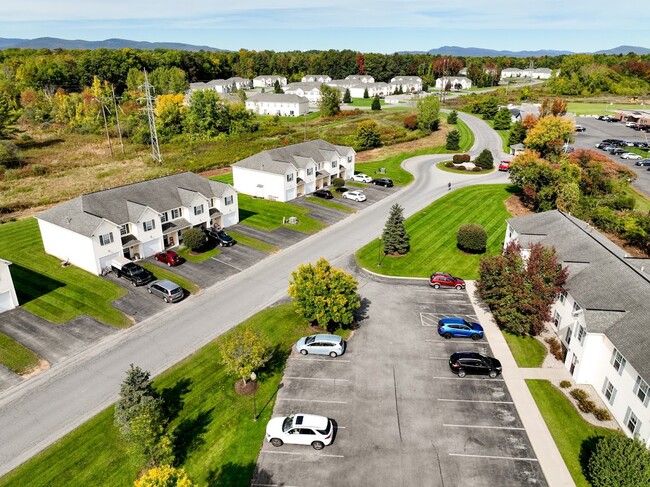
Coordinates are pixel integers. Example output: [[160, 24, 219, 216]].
[[318, 84, 341, 117], [220, 327, 271, 385], [416, 95, 440, 133], [524, 115, 574, 158], [354, 120, 382, 150], [382, 204, 410, 255], [135, 464, 197, 487]]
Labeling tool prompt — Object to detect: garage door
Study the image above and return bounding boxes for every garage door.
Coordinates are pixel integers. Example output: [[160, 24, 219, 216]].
[[0, 292, 16, 313], [141, 240, 160, 259], [285, 188, 296, 202]]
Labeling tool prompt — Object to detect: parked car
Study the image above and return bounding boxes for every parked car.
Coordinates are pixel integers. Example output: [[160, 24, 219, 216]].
[[154, 250, 184, 266], [575, 125, 586, 132], [607, 117, 619, 123], [429, 272, 466, 290], [607, 148, 626, 155], [313, 189, 334, 199], [146, 279, 184, 303], [335, 186, 349, 193], [448, 352, 502, 378], [206, 228, 236, 247], [620, 153, 642, 160], [266, 413, 334, 450], [438, 317, 484, 340], [351, 173, 372, 183], [635, 159, 650, 166], [111, 257, 154, 286], [498, 161, 510, 172], [371, 177, 394, 187], [295, 334, 345, 357], [342, 190, 367, 202], [626, 121, 638, 128]]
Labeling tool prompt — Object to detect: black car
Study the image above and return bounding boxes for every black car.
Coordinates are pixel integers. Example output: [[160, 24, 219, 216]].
[[206, 228, 236, 247], [371, 178, 394, 187], [449, 352, 502, 378], [635, 159, 650, 166], [575, 125, 586, 132], [608, 148, 626, 155], [313, 189, 334, 199]]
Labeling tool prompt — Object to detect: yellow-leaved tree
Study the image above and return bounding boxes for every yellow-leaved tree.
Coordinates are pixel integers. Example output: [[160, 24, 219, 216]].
[[524, 115, 575, 158], [134, 464, 196, 487]]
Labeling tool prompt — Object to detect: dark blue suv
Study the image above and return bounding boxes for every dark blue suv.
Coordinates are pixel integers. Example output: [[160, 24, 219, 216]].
[[437, 317, 484, 340]]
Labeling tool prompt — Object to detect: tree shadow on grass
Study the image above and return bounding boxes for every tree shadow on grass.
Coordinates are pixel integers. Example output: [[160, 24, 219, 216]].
[[17, 137, 65, 150], [11, 263, 65, 305], [260, 344, 290, 379], [579, 435, 602, 482], [172, 408, 213, 465], [208, 462, 282, 487], [160, 377, 192, 423]]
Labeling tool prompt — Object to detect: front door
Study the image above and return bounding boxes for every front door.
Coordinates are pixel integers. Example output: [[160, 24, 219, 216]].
[[570, 354, 577, 375]]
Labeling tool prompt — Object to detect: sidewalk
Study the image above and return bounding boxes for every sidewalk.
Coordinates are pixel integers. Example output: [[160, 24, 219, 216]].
[[466, 281, 576, 487]]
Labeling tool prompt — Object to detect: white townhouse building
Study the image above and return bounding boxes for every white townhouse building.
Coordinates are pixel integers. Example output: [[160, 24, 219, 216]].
[[435, 76, 473, 90], [232, 139, 355, 203], [502, 103, 541, 123], [284, 82, 324, 104], [389, 76, 423, 92], [36, 172, 238, 276], [301, 75, 331, 83], [245, 93, 309, 117], [345, 75, 374, 83], [501, 68, 524, 78], [0, 259, 19, 313], [228, 77, 253, 90], [505, 210, 650, 446], [253, 75, 288, 88], [189, 79, 234, 94], [501, 67, 553, 80]]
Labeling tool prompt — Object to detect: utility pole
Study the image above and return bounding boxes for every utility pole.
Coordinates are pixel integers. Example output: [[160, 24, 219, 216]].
[[140, 69, 162, 164], [111, 85, 125, 154], [100, 103, 114, 156]]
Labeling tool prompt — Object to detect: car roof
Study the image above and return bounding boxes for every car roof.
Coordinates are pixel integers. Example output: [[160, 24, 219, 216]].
[[291, 414, 329, 429], [311, 333, 342, 342], [450, 351, 483, 360], [439, 316, 468, 324], [152, 279, 181, 290]]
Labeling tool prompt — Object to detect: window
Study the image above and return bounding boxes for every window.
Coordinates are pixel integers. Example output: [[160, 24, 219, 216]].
[[348, 156, 353, 162], [143, 220, 155, 232], [193, 205, 204, 216], [559, 290, 567, 304], [160, 212, 168, 223], [224, 195, 234, 206], [553, 310, 561, 328], [602, 378, 617, 405], [633, 376, 649, 406], [99, 233, 114, 246], [119, 224, 129, 236], [624, 407, 641, 435], [572, 301, 582, 315], [611, 349, 626, 375], [331, 161, 337, 168], [577, 325, 586, 344], [307, 168, 313, 176], [286, 173, 294, 182], [565, 327, 572, 345], [171, 208, 181, 219]]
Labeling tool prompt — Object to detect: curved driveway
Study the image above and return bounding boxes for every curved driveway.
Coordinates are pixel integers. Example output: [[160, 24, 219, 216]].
[[0, 113, 507, 476]]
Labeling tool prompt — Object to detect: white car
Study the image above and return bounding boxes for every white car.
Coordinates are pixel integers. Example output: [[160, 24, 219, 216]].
[[620, 152, 642, 160], [351, 173, 372, 183], [266, 414, 334, 450], [342, 190, 367, 202], [626, 121, 637, 128]]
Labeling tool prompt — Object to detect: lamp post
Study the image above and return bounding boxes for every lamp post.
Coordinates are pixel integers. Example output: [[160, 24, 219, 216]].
[[250, 371, 257, 421], [377, 237, 382, 267]]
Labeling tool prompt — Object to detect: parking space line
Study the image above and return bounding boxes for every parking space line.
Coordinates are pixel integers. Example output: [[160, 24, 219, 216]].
[[277, 398, 348, 404], [444, 424, 524, 431], [431, 376, 504, 382], [429, 357, 449, 359], [438, 398, 514, 404], [449, 453, 538, 462], [252, 483, 301, 487], [210, 256, 244, 271], [259, 451, 345, 459], [425, 339, 485, 344], [284, 376, 349, 382], [287, 358, 351, 363]]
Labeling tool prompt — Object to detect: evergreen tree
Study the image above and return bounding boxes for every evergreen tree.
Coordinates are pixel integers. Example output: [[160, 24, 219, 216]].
[[343, 88, 351, 103], [273, 79, 283, 94], [508, 121, 526, 146], [588, 435, 650, 487], [474, 149, 494, 169], [446, 129, 460, 150], [115, 364, 159, 435], [371, 95, 381, 111], [493, 107, 512, 130], [447, 110, 458, 124], [363, 87, 369, 99], [382, 204, 410, 255]]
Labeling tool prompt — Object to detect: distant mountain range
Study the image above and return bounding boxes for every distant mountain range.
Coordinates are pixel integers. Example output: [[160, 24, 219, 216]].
[[417, 45, 650, 57], [0, 37, 223, 52]]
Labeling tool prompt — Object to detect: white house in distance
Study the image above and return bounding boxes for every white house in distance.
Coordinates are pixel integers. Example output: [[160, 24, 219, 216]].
[[390, 76, 423, 92], [501, 67, 553, 79], [253, 75, 287, 88], [36, 172, 238, 276], [284, 82, 324, 104], [505, 210, 650, 446], [246, 93, 309, 117], [301, 75, 331, 83], [0, 259, 19, 314], [232, 139, 355, 202], [435, 76, 472, 90], [345, 75, 374, 83]]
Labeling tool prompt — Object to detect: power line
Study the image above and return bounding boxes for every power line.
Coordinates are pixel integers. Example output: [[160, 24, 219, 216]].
[[139, 69, 162, 164]]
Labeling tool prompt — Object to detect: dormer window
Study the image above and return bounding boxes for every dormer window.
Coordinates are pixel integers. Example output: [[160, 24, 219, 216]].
[[224, 195, 234, 206], [331, 161, 337, 168], [160, 212, 168, 223], [171, 208, 181, 219], [287, 173, 294, 182], [120, 224, 129, 236], [194, 205, 204, 216]]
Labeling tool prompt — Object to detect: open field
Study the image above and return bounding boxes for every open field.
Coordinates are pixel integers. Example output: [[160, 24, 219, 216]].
[[527, 379, 619, 487], [0, 303, 315, 487], [567, 102, 648, 115], [0, 219, 130, 327], [356, 184, 513, 279]]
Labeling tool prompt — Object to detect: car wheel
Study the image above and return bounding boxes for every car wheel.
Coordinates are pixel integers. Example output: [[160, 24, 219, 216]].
[[300, 349, 308, 355], [433, 283, 440, 289], [444, 332, 452, 339], [147, 288, 152, 294], [489, 370, 498, 378], [270, 438, 283, 447], [312, 441, 325, 450], [131, 281, 137, 287], [471, 334, 480, 341], [167, 262, 171, 267], [329, 351, 338, 358], [455, 285, 463, 290], [163, 297, 169, 303], [458, 370, 466, 378]]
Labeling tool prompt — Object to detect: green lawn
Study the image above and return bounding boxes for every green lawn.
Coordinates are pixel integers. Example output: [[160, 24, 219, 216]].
[[526, 380, 619, 487], [227, 232, 279, 253], [454, 118, 475, 152], [626, 146, 650, 158], [139, 263, 200, 295], [305, 195, 355, 213], [209, 173, 234, 185], [0, 219, 130, 327], [502, 332, 547, 367], [623, 185, 650, 213], [347, 97, 385, 107], [0, 303, 314, 487], [567, 102, 647, 115], [175, 244, 221, 263], [355, 185, 514, 279], [0, 333, 40, 375], [435, 160, 494, 175], [238, 194, 324, 234]]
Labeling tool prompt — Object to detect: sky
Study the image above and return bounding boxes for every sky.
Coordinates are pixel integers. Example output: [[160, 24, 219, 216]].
[[1, 1, 649, 53]]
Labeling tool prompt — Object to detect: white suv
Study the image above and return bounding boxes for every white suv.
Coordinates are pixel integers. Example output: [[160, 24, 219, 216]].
[[266, 414, 334, 450]]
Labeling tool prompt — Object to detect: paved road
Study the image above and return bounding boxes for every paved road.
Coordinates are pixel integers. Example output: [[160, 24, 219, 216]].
[[0, 113, 507, 476]]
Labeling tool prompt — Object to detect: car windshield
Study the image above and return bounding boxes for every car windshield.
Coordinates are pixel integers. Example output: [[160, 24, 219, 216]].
[[218, 231, 231, 240], [131, 267, 145, 276], [305, 336, 316, 345], [282, 416, 294, 433]]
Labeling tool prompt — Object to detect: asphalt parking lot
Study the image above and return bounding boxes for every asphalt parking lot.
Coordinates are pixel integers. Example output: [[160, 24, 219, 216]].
[[252, 270, 546, 487], [573, 116, 650, 196]]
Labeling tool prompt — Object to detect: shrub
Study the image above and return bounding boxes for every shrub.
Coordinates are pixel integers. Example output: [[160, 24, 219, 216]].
[[471, 167, 482, 172], [182, 227, 206, 251], [570, 388, 588, 401], [452, 154, 471, 163], [445, 161, 455, 168], [0, 141, 23, 169], [32, 164, 47, 176], [447, 110, 458, 124], [446, 129, 460, 150], [371, 95, 381, 111], [560, 380, 571, 389], [588, 435, 650, 487], [457, 223, 487, 253], [403, 114, 418, 130], [454, 165, 466, 171], [594, 407, 612, 421], [544, 336, 564, 361], [474, 149, 494, 169], [332, 177, 345, 188], [570, 388, 596, 413]]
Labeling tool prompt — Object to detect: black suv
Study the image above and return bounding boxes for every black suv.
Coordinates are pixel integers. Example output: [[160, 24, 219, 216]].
[[449, 352, 502, 378], [371, 178, 394, 187], [206, 228, 236, 247]]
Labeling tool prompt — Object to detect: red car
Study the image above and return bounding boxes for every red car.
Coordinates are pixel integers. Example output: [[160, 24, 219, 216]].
[[154, 251, 184, 266], [429, 272, 465, 290], [498, 161, 510, 172]]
